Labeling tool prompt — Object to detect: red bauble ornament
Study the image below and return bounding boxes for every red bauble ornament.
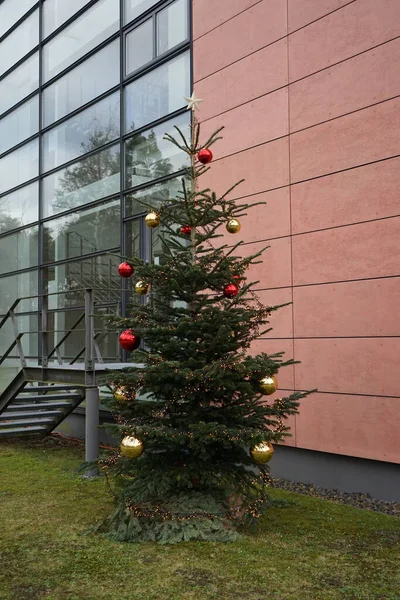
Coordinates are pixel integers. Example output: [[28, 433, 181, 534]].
[[197, 148, 213, 164], [119, 330, 141, 351], [118, 262, 134, 278], [180, 225, 192, 235], [223, 283, 239, 299]]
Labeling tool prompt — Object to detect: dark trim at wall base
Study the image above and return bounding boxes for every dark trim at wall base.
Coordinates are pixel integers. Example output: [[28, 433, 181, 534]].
[[270, 445, 400, 503], [56, 413, 400, 502]]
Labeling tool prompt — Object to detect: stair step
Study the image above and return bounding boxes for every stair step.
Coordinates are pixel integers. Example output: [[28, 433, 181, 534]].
[[19, 385, 81, 393], [0, 426, 47, 438], [0, 417, 55, 428], [0, 410, 63, 420], [7, 401, 72, 411], [14, 393, 82, 402]]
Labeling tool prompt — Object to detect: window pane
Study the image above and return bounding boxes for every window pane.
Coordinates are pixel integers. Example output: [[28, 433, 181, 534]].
[[0, 53, 39, 116], [43, 144, 121, 217], [43, 0, 119, 83], [0, 226, 38, 275], [43, 0, 90, 38], [124, 0, 158, 24], [0, 183, 39, 234], [43, 93, 120, 172], [125, 19, 153, 75], [43, 254, 120, 309], [43, 40, 119, 127], [0, 0, 37, 39], [0, 140, 39, 195], [0, 271, 38, 314], [0, 96, 39, 155], [125, 177, 183, 216], [125, 113, 189, 189], [157, 0, 188, 55], [0, 10, 39, 75], [43, 199, 120, 263], [125, 219, 141, 257], [125, 51, 189, 133]]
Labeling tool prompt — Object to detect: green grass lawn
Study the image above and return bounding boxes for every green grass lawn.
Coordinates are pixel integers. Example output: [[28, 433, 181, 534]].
[[0, 439, 399, 600]]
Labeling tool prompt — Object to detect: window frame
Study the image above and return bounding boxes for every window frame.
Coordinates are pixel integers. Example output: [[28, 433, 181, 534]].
[[123, 0, 189, 78]]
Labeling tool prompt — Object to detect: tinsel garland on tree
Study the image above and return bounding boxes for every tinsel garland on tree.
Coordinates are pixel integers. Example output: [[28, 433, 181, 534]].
[[99, 108, 310, 544]]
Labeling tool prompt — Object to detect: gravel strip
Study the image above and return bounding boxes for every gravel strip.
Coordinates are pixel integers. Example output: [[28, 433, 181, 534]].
[[272, 477, 400, 517]]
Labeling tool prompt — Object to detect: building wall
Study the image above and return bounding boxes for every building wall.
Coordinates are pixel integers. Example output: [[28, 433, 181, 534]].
[[193, 0, 400, 464]]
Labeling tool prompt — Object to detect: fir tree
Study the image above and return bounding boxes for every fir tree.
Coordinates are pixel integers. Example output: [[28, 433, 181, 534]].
[[100, 118, 309, 544]]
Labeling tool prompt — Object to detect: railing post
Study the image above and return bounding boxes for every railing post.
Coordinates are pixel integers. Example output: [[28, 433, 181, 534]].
[[84, 288, 94, 372], [41, 292, 49, 368], [9, 309, 27, 369]]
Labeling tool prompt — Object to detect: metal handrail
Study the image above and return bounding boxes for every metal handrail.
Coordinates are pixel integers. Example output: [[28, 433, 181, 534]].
[[0, 287, 123, 303], [0, 288, 121, 372]]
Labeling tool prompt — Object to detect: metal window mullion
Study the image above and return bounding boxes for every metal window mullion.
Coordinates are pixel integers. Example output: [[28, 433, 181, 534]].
[[38, 0, 45, 364], [119, 0, 128, 333]]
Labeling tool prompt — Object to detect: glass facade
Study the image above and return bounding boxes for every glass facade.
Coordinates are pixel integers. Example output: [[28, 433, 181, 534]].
[[0, 0, 191, 362]]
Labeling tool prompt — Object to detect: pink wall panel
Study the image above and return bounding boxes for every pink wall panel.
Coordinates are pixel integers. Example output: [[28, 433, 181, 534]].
[[201, 88, 288, 158], [291, 157, 400, 234], [288, 0, 354, 32], [290, 38, 400, 131], [218, 188, 291, 248], [296, 393, 400, 463], [204, 138, 289, 199], [288, 0, 400, 82], [193, 0, 400, 465], [239, 188, 291, 243], [293, 278, 400, 338], [294, 338, 400, 397], [292, 217, 400, 286], [193, 0, 260, 40], [256, 287, 293, 339], [246, 236, 292, 290], [194, 0, 287, 82], [290, 97, 400, 182], [195, 39, 288, 122]]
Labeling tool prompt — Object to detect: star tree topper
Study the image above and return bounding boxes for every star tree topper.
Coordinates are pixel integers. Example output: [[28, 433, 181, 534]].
[[184, 92, 203, 111]]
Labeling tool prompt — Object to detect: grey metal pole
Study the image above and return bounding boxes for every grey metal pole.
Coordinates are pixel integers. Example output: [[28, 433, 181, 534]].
[[85, 385, 99, 477], [84, 288, 98, 477], [41, 291, 49, 368]]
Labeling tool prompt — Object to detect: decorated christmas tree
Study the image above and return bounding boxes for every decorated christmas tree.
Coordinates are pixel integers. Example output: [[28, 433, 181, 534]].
[[101, 95, 309, 543]]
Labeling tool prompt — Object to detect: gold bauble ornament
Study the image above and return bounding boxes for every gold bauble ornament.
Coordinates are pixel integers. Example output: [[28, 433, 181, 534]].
[[120, 436, 144, 459], [251, 442, 274, 464], [226, 219, 241, 234], [259, 375, 278, 395], [145, 212, 160, 228], [135, 280, 150, 295], [113, 386, 135, 403]]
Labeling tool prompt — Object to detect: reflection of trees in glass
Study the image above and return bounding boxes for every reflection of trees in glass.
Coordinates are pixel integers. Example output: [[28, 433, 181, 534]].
[[0, 213, 22, 234], [0, 227, 38, 276], [48, 124, 121, 288], [45, 201, 120, 264], [125, 129, 175, 187], [126, 177, 185, 217], [53, 127, 121, 215]]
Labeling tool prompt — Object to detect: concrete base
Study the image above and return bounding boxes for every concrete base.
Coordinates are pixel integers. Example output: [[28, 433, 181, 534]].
[[270, 445, 400, 503], [57, 412, 400, 502], [55, 410, 118, 447]]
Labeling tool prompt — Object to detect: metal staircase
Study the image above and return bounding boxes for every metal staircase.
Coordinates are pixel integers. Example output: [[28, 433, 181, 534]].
[[0, 384, 85, 438], [0, 286, 133, 474]]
